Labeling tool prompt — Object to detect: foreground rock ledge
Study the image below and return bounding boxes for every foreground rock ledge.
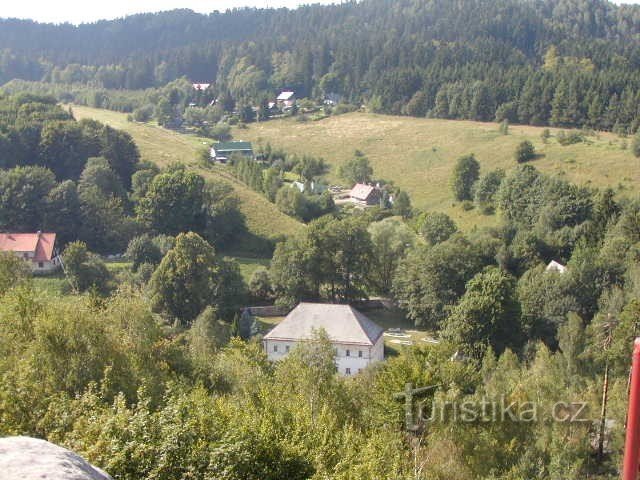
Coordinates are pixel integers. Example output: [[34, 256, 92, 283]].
[[0, 436, 112, 480]]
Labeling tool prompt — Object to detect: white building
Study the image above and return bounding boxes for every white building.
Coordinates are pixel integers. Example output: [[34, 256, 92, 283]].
[[546, 260, 568, 274], [263, 303, 385, 375], [0, 232, 60, 273], [276, 91, 296, 108]]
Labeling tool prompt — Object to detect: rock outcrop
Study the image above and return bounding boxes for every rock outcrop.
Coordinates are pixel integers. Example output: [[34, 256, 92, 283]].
[[0, 436, 112, 480]]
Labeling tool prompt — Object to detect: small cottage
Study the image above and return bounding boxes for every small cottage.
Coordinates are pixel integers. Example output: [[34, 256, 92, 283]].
[[210, 141, 254, 162], [276, 91, 296, 108], [349, 183, 381, 206], [0, 232, 60, 273]]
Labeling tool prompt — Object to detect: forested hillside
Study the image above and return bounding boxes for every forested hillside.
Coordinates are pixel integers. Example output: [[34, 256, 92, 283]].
[[2, 0, 640, 130]]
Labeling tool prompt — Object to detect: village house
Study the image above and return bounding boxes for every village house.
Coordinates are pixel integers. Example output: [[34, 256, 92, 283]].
[[210, 141, 254, 162], [192, 83, 211, 91], [0, 232, 60, 273], [546, 260, 568, 274], [290, 179, 327, 194], [349, 183, 381, 206], [263, 302, 385, 375], [276, 91, 296, 109]]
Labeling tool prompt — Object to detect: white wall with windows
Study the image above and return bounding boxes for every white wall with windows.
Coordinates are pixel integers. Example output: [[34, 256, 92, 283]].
[[264, 336, 384, 375]]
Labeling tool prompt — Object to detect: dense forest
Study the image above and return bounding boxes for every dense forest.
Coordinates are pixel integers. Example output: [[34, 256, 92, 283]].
[[2, 0, 640, 131]]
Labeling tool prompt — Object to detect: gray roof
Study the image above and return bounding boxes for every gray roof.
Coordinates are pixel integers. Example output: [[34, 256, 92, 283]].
[[212, 141, 253, 152], [263, 303, 384, 346]]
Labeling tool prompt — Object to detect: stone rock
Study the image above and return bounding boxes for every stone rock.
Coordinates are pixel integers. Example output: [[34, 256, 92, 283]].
[[0, 436, 112, 480]]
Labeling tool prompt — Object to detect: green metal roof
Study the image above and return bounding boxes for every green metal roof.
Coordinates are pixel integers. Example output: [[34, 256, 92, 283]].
[[213, 141, 253, 152]]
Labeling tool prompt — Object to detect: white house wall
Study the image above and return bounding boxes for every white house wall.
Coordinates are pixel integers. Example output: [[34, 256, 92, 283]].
[[264, 337, 384, 376]]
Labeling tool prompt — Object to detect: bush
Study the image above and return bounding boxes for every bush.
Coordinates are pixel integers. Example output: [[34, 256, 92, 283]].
[[541, 129, 551, 143], [461, 200, 474, 211], [515, 140, 535, 163], [557, 131, 584, 146], [62, 241, 112, 294], [132, 104, 154, 122], [249, 268, 273, 302], [418, 212, 458, 245], [125, 234, 163, 271], [332, 103, 358, 115]]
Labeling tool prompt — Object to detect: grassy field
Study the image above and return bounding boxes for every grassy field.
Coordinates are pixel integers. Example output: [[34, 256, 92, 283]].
[[232, 256, 270, 282], [70, 105, 303, 250], [234, 113, 639, 230]]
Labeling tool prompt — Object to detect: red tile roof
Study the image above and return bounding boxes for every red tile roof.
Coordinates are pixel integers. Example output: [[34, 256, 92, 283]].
[[0, 233, 57, 261], [349, 183, 376, 201]]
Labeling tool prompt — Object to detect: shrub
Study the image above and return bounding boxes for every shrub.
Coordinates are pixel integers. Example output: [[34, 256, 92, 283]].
[[515, 140, 535, 163]]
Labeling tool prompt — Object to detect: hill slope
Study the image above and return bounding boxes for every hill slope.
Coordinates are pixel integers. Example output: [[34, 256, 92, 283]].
[[235, 113, 639, 229], [70, 105, 303, 249]]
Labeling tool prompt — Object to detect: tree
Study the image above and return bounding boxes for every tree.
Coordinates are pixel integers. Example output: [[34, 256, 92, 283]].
[[405, 90, 428, 117], [270, 216, 373, 305], [130, 165, 159, 203], [441, 266, 522, 358], [368, 217, 415, 294], [78, 157, 126, 200], [137, 167, 206, 236], [450, 154, 480, 201], [338, 152, 373, 185], [125, 234, 163, 271], [149, 232, 221, 324], [392, 190, 412, 218], [155, 97, 175, 127], [474, 169, 505, 214], [45, 180, 81, 246], [249, 267, 273, 301], [202, 180, 245, 248], [515, 140, 536, 163], [262, 167, 282, 202], [100, 125, 140, 187], [517, 264, 579, 343], [0, 166, 56, 231], [275, 185, 306, 220], [188, 306, 230, 378], [62, 241, 111, 293], [0, 251, 31, 296], [418, 211, 457, 245], [393, 236, 489, 327], [38, 121, 91, 180], [78, 175, 137, 254]]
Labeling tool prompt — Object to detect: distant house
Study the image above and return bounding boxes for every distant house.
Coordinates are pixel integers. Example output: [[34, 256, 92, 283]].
[[192, 83, 211, 91], [210, 141, 254, 162], [291, 180, 327, 194], [349, 183, 381, 206], [276, 91, 296, 108], [546, 260, 568, 274], [323, 92, 343, 105], [263, 302, 385, 375], [0, 232, 60, 273]]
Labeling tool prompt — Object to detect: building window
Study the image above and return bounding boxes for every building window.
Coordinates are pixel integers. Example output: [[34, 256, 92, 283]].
[[38, 262, 44, 268], [285, 345, 290, 353], [346, 349, 350, 357], [358, 350, 363, 358], [345, 368, 351, 375], [23, 253, 28, 259], [273, 345, 278, 353]]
